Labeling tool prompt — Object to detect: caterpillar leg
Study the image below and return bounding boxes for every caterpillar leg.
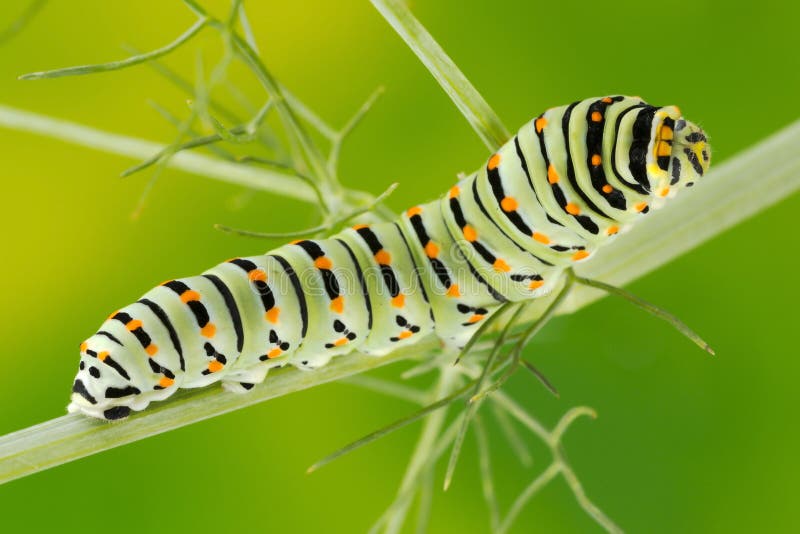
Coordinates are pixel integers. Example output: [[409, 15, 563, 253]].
[[221, 364, 271, 393]]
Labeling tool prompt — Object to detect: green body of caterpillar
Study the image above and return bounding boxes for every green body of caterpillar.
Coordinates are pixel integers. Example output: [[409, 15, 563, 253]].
[[69, 96, 711, 420]]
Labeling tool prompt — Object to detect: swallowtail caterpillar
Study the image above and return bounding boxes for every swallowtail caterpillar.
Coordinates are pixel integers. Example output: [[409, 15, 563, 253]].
[[69, 95, 711, 420]]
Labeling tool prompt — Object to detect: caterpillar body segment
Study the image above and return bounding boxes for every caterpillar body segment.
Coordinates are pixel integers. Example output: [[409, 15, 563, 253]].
[[69, 96, 711, 420]]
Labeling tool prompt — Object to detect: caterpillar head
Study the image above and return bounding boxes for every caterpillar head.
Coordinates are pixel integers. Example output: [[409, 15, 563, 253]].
[[669, 118, 711, 189], [649, 108, 711, 198]]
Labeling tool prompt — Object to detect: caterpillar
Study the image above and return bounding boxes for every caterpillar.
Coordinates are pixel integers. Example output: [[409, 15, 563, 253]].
[[69, 95, 711, 421]]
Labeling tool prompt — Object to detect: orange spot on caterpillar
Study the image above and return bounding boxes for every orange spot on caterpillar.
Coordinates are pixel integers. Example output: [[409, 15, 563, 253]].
[[314, 257, 333, 270], [398, 330, 413, 339], [391, 293, 405, 308], [180, 290, 201, 303], [532, 232, 550, 245], [126, 320, 143, 331], [660, 125, 674, 141], [145, 344, 158, 356], [425, 242, 439, 258], [493, 258, 511, 272], [500, 196, 518, 212], [572, 250, 590, 261], [449, 185, 460, 198], [468, 314, 485, 324], [80, 342, 88, 353], [267, 348, 283, 359], [607, 225, 620, 236], [602, 184, 613, 194], [159, 376, 175, 388], [659, 187, 670, 197], [535, 117, 548, 133], [591, 111, 603, 122], [565, 203, 580, 215], [547, 164, 559, 184], [487, 153, 501, 170], [289, 239, 302, 245], [374, 249, 391, 265], [657, 141, 671, 157], [529, 280, 545, 290], [97, 351, 109, 361], [265, 307, 280, 323], [333, 337, 349, 347], [208, 360, 224, 373], [200, 323, 216, 338], [635, 202, 648, 212], [591, 154, 602, 166], [406, 206, 422, 217], [248, 270, 267, 282], [602, 97, 613, 103], [352, 223, 368, 230], [463, 225, 478, 242], [330, 295, 345, 314], [446, 284, 461, 298]]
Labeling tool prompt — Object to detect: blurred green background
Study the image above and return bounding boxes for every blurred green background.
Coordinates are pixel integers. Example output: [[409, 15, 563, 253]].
[[0, 1, 797, 532]]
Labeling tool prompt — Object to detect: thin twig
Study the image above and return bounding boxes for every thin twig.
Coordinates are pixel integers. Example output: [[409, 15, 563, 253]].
[[470, 275, 574, 404], [370, 0, 510, 150], [491, 401, 532, 467], [237, 2, 259, 53], [444, 302, 528, 490], [328, 86, 385, 176], [146, 100, 236, 161], [342, 375, 428, 406], [19, 17, 208, 80], [519, 359, 559, 398], [306, 379, 471, 474], [371, 367, 462, 534], [413, 468, 435, 534], [215, 182, 398, 239], [282, 86, 337, 140], [571, 272, 715, 355], [0, 105, 319, 201], [498, 463, 561, 534], [0, 0, 47, 45], [474, 415, 500, 532]]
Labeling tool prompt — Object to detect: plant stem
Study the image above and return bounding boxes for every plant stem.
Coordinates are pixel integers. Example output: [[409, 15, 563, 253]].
[[19, 17, 208, 80], [0, 105, 319, 203], [383, 366, 461, 534], [370, 0, 510, 150], [0, 339, 437, 486]]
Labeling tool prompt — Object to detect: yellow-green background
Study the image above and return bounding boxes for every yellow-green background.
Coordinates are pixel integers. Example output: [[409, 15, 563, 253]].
[[0, 1, 797, 532]]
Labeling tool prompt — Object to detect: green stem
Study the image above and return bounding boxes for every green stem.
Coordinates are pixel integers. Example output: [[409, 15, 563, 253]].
[[383, 367, 461, 534], [0, 105, 319, 202], [19, 17, 208, 80], [572, 272, 715, 355], [215, 182, 398, 239], [0, 0, 47, 45], [306, 376, 471, 474], [0, 339, 438, 486], [230, 34, 339, 196], [497, 462, 561, 534], [370, 0, 510, 150], [470, 276, 573, 404]]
